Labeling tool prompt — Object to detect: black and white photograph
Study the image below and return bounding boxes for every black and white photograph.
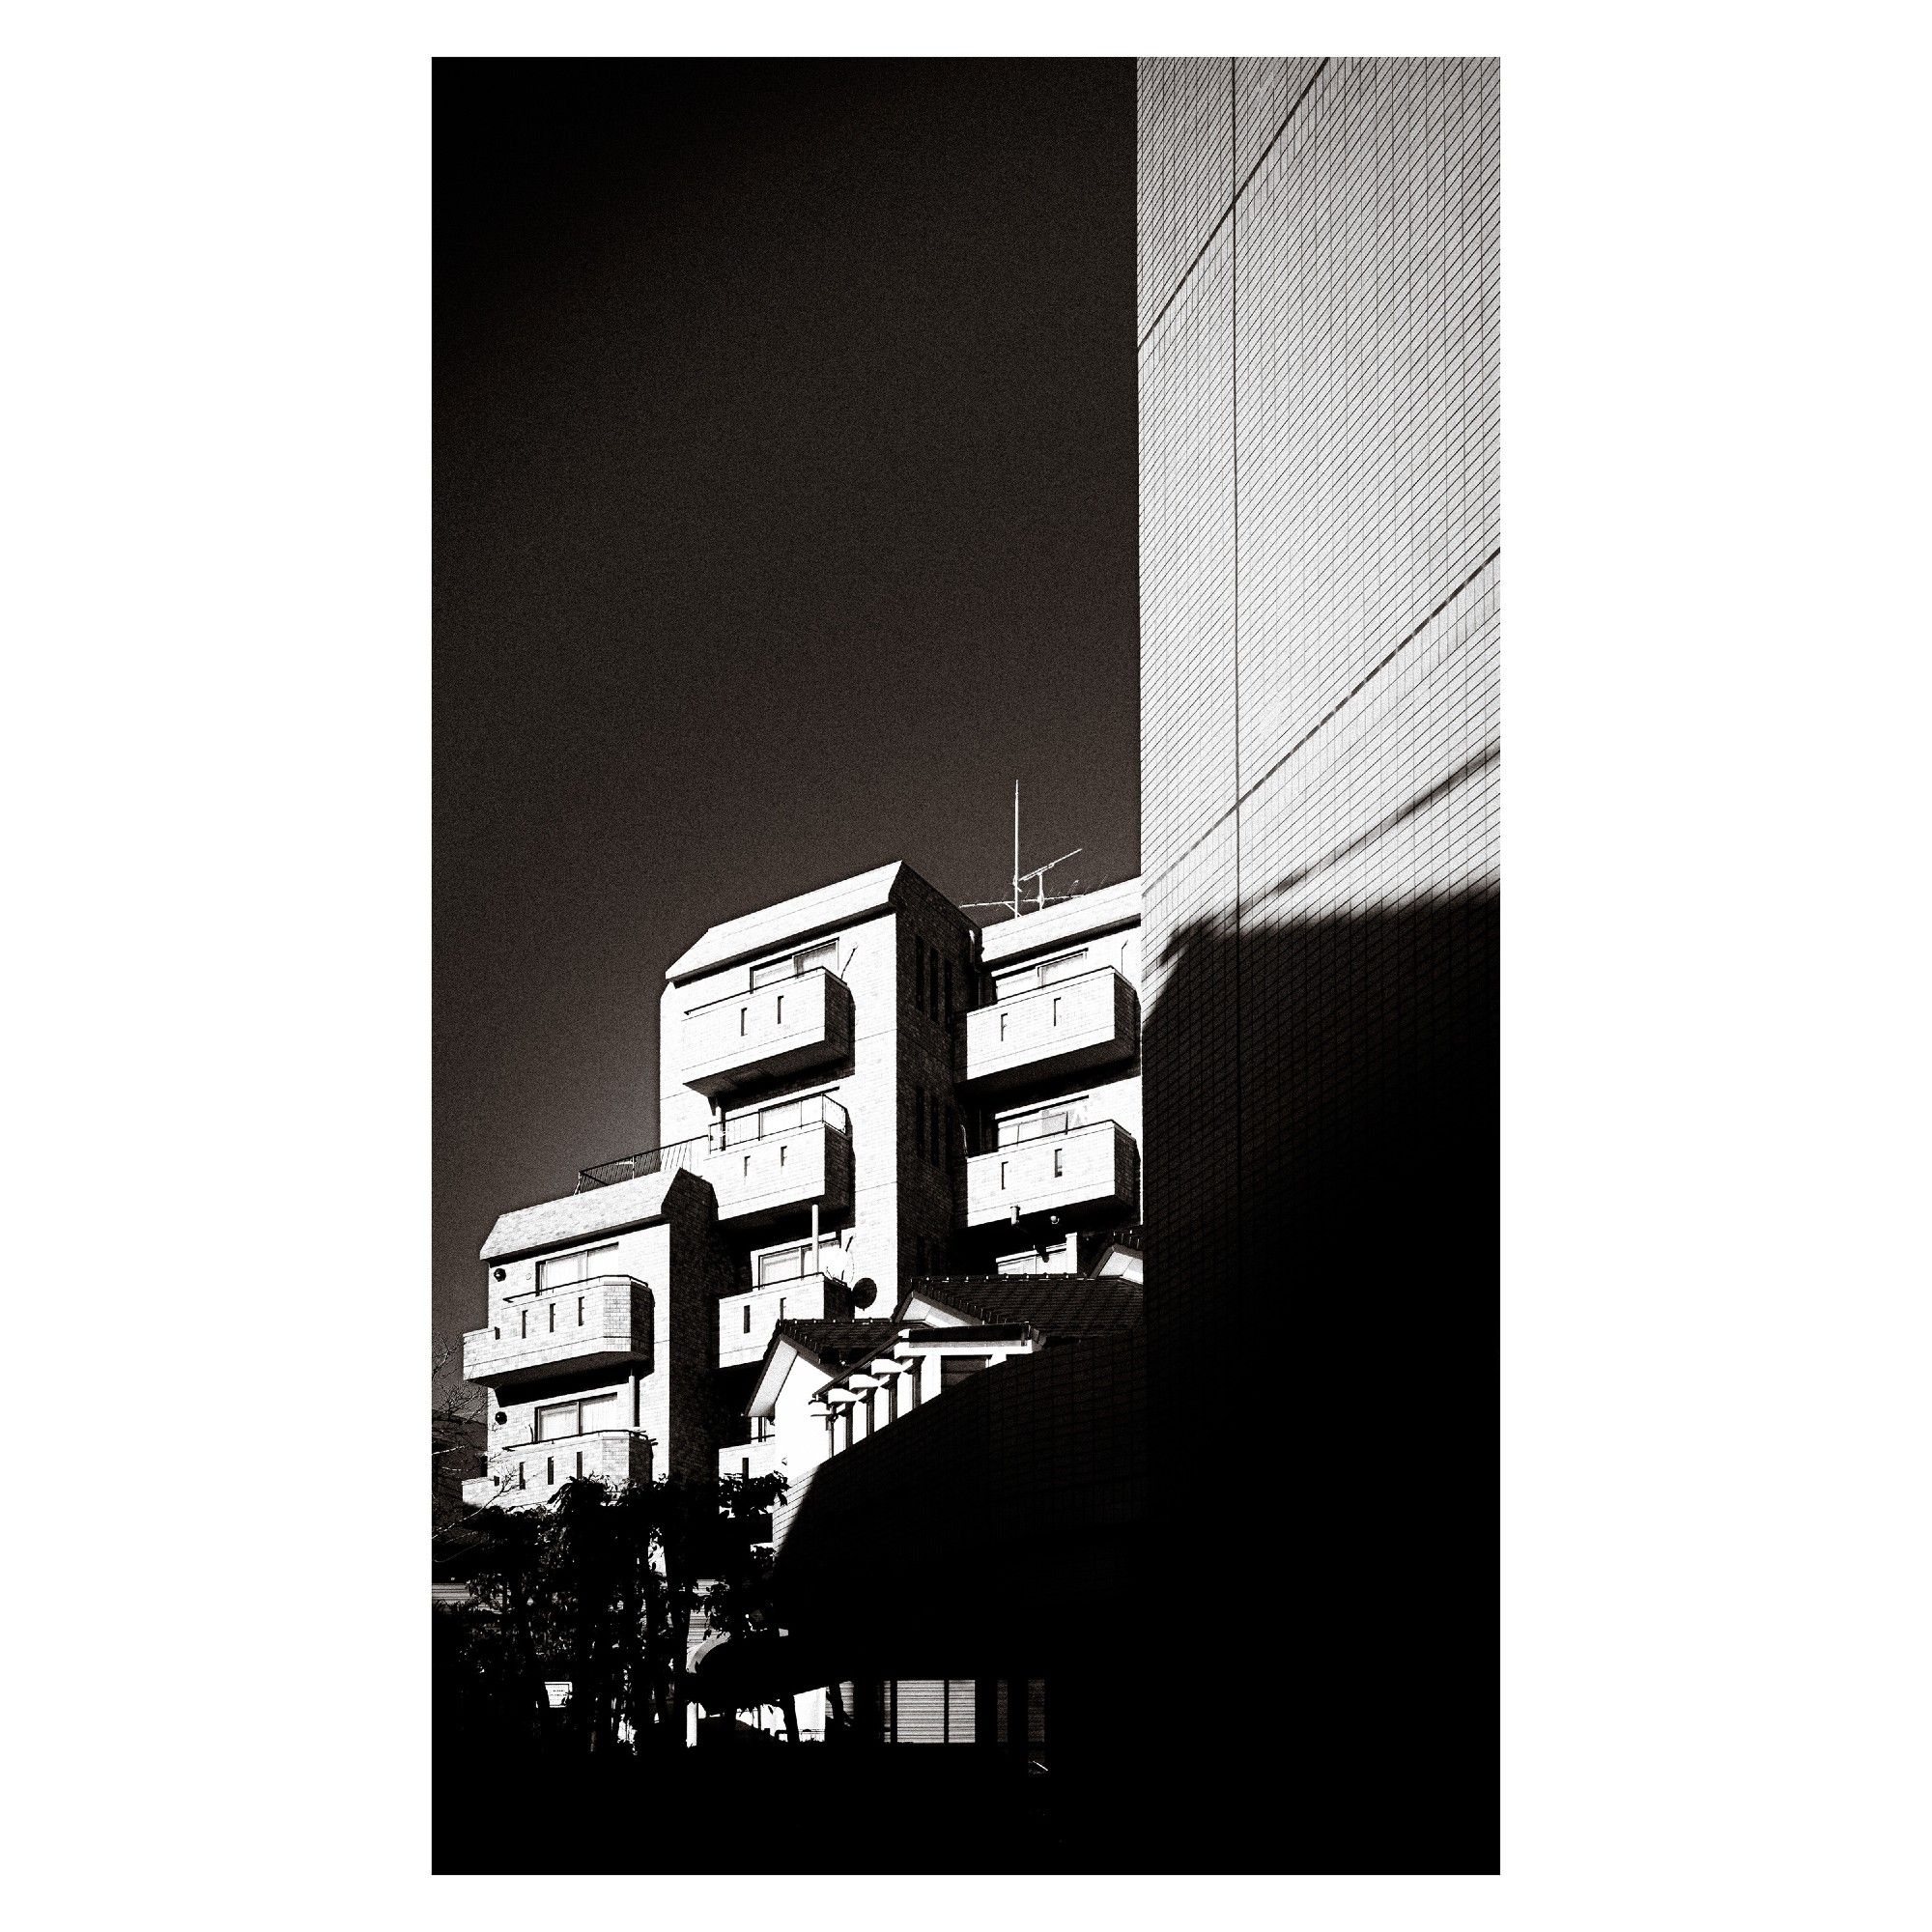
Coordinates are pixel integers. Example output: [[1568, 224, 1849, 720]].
[[10, 7, 1927, 1919], [429, 54, 1497, 1873]]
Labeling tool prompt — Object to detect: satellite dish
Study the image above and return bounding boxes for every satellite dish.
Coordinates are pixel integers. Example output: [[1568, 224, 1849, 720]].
[[850, 1277, 878, 1310]]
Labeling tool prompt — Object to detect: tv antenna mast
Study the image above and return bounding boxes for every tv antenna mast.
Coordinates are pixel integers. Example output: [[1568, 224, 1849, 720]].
[[959, 782, 1083, 922]]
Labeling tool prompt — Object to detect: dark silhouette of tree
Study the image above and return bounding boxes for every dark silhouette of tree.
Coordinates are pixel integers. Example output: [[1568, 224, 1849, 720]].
[[438, 1468, 789, 1758]]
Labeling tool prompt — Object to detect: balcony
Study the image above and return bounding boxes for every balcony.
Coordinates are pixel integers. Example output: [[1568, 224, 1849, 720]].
[[718, 1268, 844, 1367], [463, 1277, 654, 1390], [682, 967, 853, 1098], [958, 966, 1138, 1093], [469, 1430, 652, 1507], [965, 1118, 1139, 1228], [717, 1433, 784, 1486], [701, 1094, 854, 1225]]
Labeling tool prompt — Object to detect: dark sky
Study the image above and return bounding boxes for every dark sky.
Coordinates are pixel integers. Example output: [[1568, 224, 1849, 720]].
[[434, 58, 1139, 1378]]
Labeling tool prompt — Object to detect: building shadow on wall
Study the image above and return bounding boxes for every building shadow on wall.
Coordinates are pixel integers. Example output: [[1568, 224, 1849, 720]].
[[1140, 885, 1499, 1872]]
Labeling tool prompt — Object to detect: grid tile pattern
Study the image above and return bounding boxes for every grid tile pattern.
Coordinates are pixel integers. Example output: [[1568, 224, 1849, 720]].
[[1136, 59, 1499, 1812], [1135, 58, 1231, 341]]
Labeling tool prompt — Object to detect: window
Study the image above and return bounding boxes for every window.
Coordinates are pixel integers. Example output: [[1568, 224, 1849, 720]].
[[577, 1296, 585, 1326], [1051, 996, 1061, 1027], [741, 1457, 750, 1480], [775, 993, 783, 1024], [997, 1100, 1084, 1148], [928, 950, 939, 1018], [1052, 1147, 1064, 1178], [536, 1242, 618, 1292], [536, 1393, 619, 1440], [915, 1086, 925, 1157], [742, 1303, 752, 1333], [758, 1244, 802, 1286], [942, 1354, 991, 1390], [994, 948, 1088, 997], [752, 938, 838, 990], [883, 1679, 976, 1745], [999, 1160, 1009, 1190], [915, 935, 926, 1013], [546, 1457, 554, 1485], [944, 960, 953, 1020]]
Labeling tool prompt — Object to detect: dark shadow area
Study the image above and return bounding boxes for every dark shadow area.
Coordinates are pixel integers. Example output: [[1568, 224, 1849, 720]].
[[432, 892, 1497, 1873], [1139, 888, 1500, 1871]]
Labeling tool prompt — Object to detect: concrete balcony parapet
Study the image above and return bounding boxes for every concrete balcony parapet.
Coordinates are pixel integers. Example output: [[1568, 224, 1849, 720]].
[[682, 967, 853, 1098], [964, 1118, 1139, 1228], [463, 1277, 653, 1389], [958, 965, 1138, 1092]]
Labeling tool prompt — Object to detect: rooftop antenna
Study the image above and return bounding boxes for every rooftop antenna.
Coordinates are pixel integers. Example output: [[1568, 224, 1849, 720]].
[[959, 782, 1085, 921]]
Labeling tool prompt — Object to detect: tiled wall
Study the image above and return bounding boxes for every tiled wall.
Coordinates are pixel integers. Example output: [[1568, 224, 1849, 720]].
[[1136, 56, 1499, 1827]]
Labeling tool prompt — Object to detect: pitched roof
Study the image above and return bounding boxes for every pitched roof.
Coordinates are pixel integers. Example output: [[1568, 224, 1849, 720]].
[[479, 1164, 703, 1263], [769, 1319, 901, 1375], [664, 861, 960, 983], [746, 1317, 903, 1420], [898, 1275, 1144, 1337]]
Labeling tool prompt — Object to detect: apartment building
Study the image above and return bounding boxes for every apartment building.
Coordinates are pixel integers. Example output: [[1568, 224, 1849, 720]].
[[461, 860, 1146, 1526]]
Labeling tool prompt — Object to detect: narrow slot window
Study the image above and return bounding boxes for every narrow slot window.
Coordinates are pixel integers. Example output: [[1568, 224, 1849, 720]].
[[1053, 1147, 1065, 1178], [739, 1006, 749, 1036], [915, 935, 926, 1013], [743, 1304, 752, 1333], [775, 993, 784, 1024]]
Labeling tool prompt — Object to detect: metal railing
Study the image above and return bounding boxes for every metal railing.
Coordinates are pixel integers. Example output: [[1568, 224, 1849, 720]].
[[988, 1113, 1120, 1151], [954, 962, 1117, 1026], [682, 962, 843, 1019], [575, 1135, 710, 1193], [574, 1094, 852, 1192], [714, 1091, 850, 1150]]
